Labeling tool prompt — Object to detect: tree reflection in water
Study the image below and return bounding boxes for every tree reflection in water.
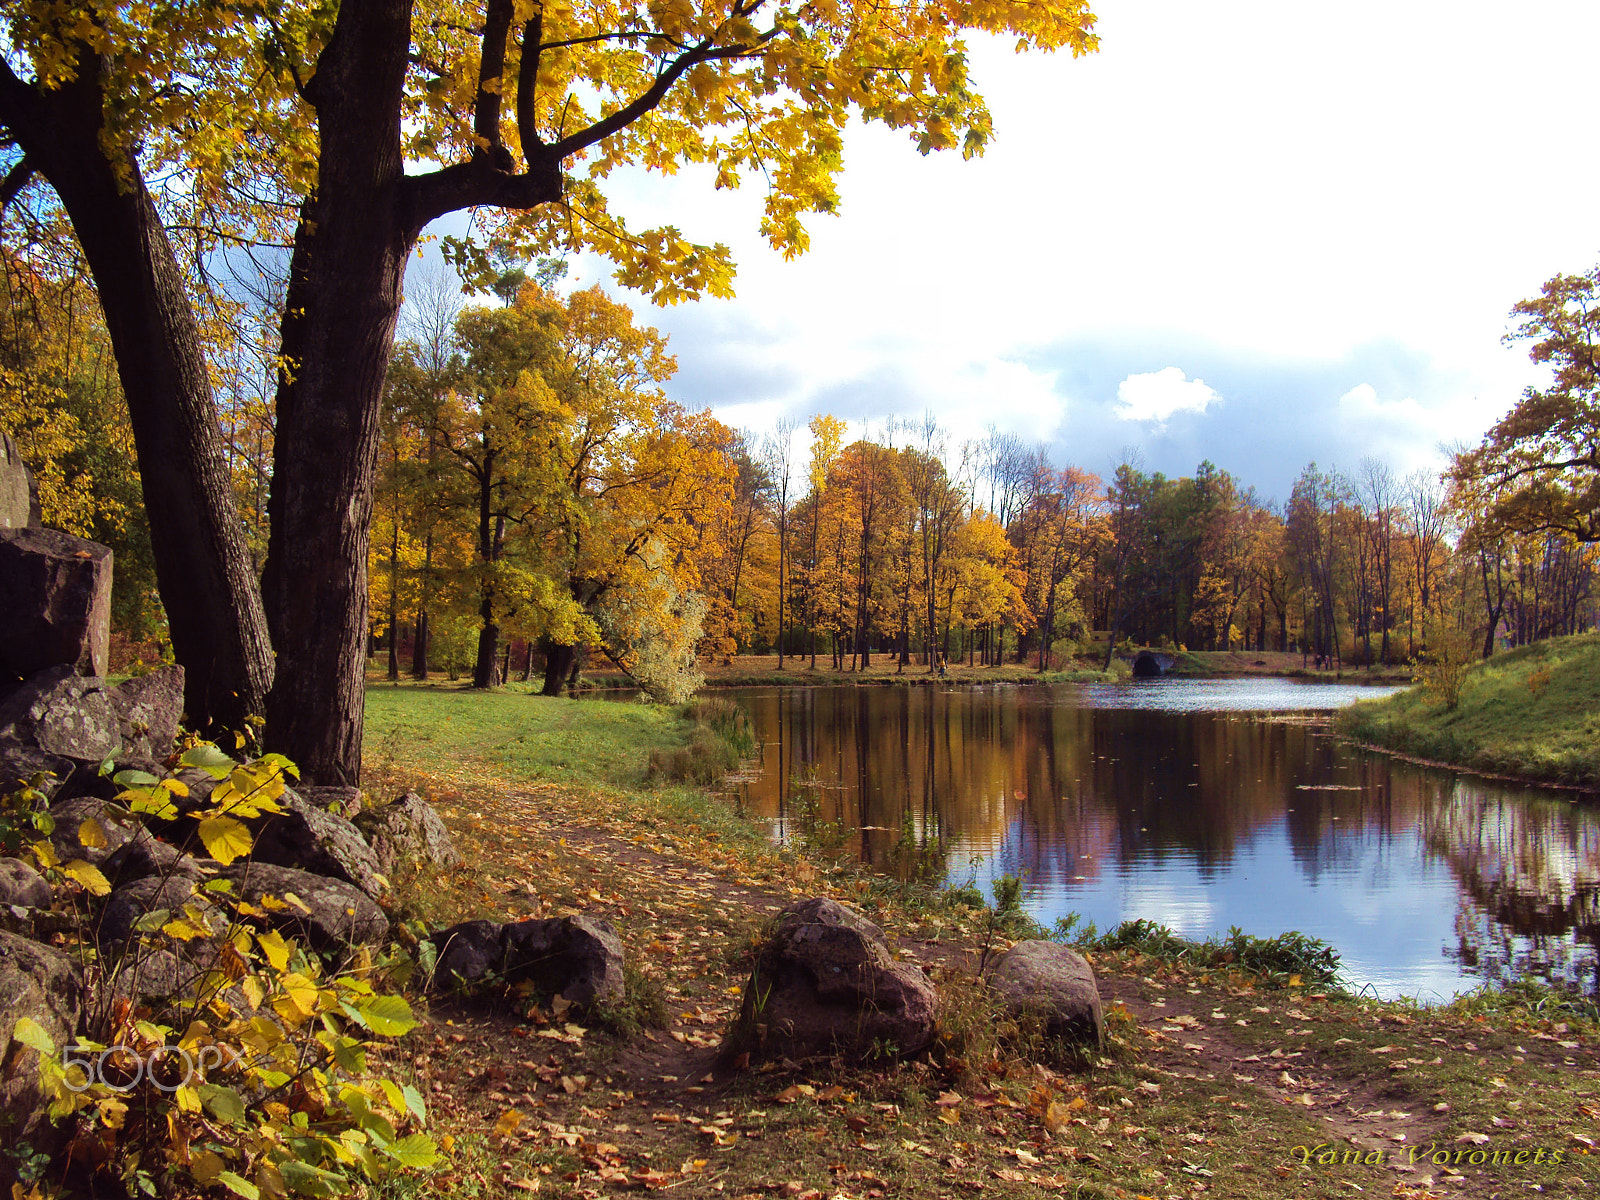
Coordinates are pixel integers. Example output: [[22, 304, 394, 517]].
[[726, 681, 1600, 998]]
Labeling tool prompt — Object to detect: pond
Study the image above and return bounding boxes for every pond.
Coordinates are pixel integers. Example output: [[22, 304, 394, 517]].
[[720, 679, 1600, 1000]]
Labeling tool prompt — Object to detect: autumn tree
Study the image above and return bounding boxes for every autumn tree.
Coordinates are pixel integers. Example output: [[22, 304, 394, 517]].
[[1451, 264, 1600, 546], [763, 418, 799, 664], [1, 0, 1099, 782], [440, 287, 569, 687], [901, 418, 966, 669], [798, 415, 846, 668], [693, 430, 772, 655], [1403, 470, 1451, 656], [947, 510, 1023, 664], [1286, 464, 1350, 666], [1015, 466, 1103, 670], [514, 287, 728, 696]]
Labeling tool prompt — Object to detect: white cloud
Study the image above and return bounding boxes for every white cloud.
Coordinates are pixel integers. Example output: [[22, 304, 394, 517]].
[[1333, 383, 1452, 477], [1114, 367, 1221, 426]]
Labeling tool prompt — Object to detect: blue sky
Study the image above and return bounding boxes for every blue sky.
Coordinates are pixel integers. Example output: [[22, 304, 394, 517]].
[[425, 0, 1600, 501]]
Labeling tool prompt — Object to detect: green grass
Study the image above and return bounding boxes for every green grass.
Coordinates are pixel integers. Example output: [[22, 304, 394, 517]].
[[362, 679, 768, 850], [1337, 631, 1600, 787], [364, 680, 688, 790]]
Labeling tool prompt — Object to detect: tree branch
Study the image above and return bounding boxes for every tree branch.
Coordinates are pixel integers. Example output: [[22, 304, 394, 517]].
[[516, 12, 544, 157], [475, 0, 514, 158], [402, 151, 563, 230], [550, 34, 774, 159], [0, 155, 34, 211]]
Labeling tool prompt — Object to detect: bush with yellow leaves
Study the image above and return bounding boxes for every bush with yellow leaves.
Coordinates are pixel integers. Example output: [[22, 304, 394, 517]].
[[4, 744, 441, 1199]]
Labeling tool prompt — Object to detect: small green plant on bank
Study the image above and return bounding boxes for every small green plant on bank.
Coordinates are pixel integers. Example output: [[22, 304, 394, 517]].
[[1053, 915, 1343, 989], [884, 811, 947, 885], [1447, 977, 1600, 1027], [977, 872, 1038, 977], [1413, 615, 1479, 711], [646, 697, 755, 784], [5, 745, 439, 1199], [788, 768, 850, 856]]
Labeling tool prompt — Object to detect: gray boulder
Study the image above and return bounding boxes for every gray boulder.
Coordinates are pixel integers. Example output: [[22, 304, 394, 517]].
[[426, 919, 503, 988], [102, 834, 202, 886], [220, 861, 387, 951], [0, 666, 121, 764], [356, 791, 461, 874], [0, 431, 34, 532], [0, 931, 81, 1191], [296, 786, 363, 819], [47, 796, 140, 867], [246, 789, 387, 898], [0, 859, 51, 910], [97, 874, 226, 946], [988, 940, 1104, 1047], [106, 665, 185, 761], [730, 897, 937, 1063], [0, 528, 111, 679], [0, 745, 78, 801], [428, 914, 625, 1009], [503, 914, 624, 1007], [103, 946, 191, 1003]]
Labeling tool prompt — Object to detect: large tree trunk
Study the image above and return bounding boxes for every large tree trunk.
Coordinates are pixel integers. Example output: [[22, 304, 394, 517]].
[[412, 608, 430, 679], [260, 2, 420, 784], [261, 1, 560, 782], [0, 50, 274, 734], [541, 639, 578, 696]]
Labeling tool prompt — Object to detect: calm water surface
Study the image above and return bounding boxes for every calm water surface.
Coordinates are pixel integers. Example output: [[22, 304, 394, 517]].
[[723, 679, 1600, 1000]]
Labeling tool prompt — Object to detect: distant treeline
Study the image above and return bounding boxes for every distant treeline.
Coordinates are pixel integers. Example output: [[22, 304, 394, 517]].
[[5, 235, 1597, 689]]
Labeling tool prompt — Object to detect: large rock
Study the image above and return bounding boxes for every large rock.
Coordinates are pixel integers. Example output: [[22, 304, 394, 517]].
[[0, 431, 36, 531], [46, 796, 141, 867], [106, 666, 185, 761], [296, 786, 362, 819], [220, 861, 387, 951], [246, 789, 387, 898], [0, 745, 81, 801], [730, 897, 937, 1063], [0, 528, 111, 679], [356, 792, 461, 874], [103, 946, 191, 1003], [428, 914, 625, 1009], [0, 931, 82, 1192], [0, 859, 51, 910], [988, 940, 1104, 1047], [102, 834, 201, 886], [0, 428, 33, 528], [96, 874, 226, 946], [0, 666, 121, 764]]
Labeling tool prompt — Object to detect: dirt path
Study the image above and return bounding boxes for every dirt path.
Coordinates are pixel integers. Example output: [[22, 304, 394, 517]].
[[407, 787, 1600, 1200]]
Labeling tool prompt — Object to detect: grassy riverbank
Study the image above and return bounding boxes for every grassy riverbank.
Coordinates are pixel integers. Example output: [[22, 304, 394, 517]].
[[358, 680, 1600, 1199], [1337, 632, 1600, 789]]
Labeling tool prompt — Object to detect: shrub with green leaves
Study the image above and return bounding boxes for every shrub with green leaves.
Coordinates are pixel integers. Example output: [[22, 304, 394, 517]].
[[4, 744, 442, 1199]]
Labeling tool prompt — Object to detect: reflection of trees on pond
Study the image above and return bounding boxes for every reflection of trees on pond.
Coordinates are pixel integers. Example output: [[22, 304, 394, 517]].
[[1408, 772, 1600, 992], [733, 684, 1600, 992], [743, 687, 1360, 884]]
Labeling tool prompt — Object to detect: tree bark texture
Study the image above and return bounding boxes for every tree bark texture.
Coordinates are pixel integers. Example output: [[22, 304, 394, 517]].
[[261, 1, 560, 782], [261, 2, 417, 784], [541, 639, 578, 696], [0, 51, 274, 734]]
